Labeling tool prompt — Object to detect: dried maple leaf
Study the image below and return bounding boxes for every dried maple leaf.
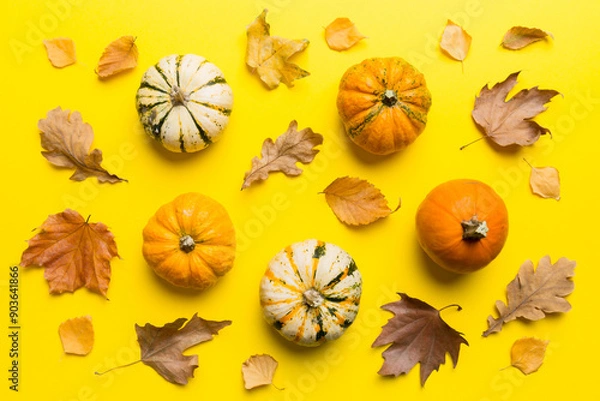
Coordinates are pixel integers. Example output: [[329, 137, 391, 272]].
[[20, 209, 119, 296], [510, 337, 549, 375], [372, 293, 468, 386], [241, 120, 323, 189], [321, 176, 400, 226], [440, 20, 471, 62], [245, 9, 310, 89], [471, 72, 560, 147], [59, 316, 94, 355], [241, 354, 278, 390], [38, 107, 126, 183], [324, 17, 366, 51], [526, 161, 560, 200], [483, 256, 575, 337], [43, 37, 76, 68], [96, 35, 138, 79], [502, 27, 552, 50]]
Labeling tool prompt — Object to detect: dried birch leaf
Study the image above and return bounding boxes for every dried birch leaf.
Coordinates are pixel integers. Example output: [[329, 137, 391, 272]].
[[59, 316, 94, 355], [241, 354, 278, 390], [324, 17, 366, 51], [96, 35, 138, 79], [510, 337, 549, 375], [440, 20, 471, 61], [43, 38, 76, 68], [529, 164, 560, 200], [502, 27, 552, 50]]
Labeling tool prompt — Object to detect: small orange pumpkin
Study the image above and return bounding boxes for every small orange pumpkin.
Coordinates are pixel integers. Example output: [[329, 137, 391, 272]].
[[142, 192, 236, 290], [415, 179, 508, 274], [336, 57, 432, 155]]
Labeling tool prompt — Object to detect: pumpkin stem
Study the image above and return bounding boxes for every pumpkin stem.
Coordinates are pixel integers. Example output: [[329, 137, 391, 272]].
[[170, 85, 188, 106], [303, 288, 324, 308], [179, 234, 196, 253], [382, 89, 398, 107], [461, 217, 489, 240]]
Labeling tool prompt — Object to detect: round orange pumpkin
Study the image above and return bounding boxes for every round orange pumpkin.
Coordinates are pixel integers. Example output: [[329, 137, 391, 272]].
[[415, 179, 508, 274], [142, 192, 236, 290], [336, 57, 432, 155]]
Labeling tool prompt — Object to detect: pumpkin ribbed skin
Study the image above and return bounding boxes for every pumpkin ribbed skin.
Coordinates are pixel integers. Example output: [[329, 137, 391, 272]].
[[142, 193, 236, 290], [415, 179, 509, 274], [336, 57, 432, 155], [136, 54, 233, 153], [260, 239, 362, 347]]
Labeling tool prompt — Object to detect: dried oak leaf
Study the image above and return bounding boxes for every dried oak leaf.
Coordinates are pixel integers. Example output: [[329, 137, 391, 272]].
[[135, 314, 231, 385], [502, 27, 552, 50], [20, 209, 119, 297], [241, 120, 323, 189], [59, 316, 94, 355], [529, 164, 560, 200], [372, 293, 468, 386], [321, 176, 400, 226], [96, 35, 138, 79], [483, 256, 575, 337], [241, 354, 278, 390], [43, 37, 76, 68], [38, 107, 126, 183], [324, 17, 366, 51], [471, 72, 560, 147], [246, 9, 310, 89], [510, 337, 549, 375], [440, 20, 471, 62]]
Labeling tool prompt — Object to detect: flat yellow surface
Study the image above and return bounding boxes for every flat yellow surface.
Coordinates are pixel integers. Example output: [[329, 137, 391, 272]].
[[2, 1, 599, 400]]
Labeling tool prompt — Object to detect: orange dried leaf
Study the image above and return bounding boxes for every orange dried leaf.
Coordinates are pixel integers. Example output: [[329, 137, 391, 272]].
[[529, 165, 560, 200], [59, 316, 94, 355], [502, 26, 552, 50], [440, 20, 471, 61], [510, 337, 549, 375], [241, 354, 278, 390], [43, 37, 76, 68], [96, 35, 138, 79], [324, 17, 366, 51]]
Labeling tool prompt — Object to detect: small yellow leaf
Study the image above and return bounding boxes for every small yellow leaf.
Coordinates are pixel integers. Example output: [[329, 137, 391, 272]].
[[96, 35, 138, 79], [58, 316, 94, 355], [511, 337, 549, 375], [241, 354, 278, 390], [43, 38, 76, 68], [324, 18, 366, 51], [440, 20, 471, 61], [530, 165, 560, 200], [502, 26, 552, 50]]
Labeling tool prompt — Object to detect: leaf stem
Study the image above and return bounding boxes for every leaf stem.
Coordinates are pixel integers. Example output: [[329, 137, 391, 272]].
[[439, 304, 462, 313], [95, 359, 141, 376], [459, 136, 485, 150]]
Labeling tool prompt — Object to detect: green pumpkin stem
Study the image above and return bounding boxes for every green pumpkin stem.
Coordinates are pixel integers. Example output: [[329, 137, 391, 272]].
[[461, 216, 488, 240]]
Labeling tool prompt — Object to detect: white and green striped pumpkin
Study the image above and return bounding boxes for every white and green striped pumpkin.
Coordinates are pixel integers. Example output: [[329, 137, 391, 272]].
[[259, 239, 362, 346], [136, 54, 233, 153]]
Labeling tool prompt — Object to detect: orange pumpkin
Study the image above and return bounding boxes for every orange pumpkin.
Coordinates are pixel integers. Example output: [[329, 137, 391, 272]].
[[336, 57, 432, 155], [415, 179, 508, 274], [142, 192, 236, 290]]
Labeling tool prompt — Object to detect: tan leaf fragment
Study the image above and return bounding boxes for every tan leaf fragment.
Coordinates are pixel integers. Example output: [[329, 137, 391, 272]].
[[440, 20, 471, 61], [246, 9, 310, 89], [43, 38, 76, 68], [502, 27, 552, 50], [59, 316, 94, 355], [483, 256, 575, 337], [241, 354, 278, 390], [511, 337, 549, 375], [241, 120, 323, 189], [322, 176, 399, 226], [471, 72, 560, 147], [96, 35, 138, 79], [324, 17, 366, 51], [38, 107, 126, 183], [529, 165, 560, 200]]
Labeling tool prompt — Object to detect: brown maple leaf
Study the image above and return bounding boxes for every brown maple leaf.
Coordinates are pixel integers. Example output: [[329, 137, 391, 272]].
[[96, 35, 138, 79], [321, 176, 400, 226], [372, 293, 468, 386], [241, 120, 323, 189], [20, 209, 119, 296], [324, 18, 366, 51], [241, 354, 278, 390], [38, 107, 126, 183], [502, 27, 552, 50], [43, 37, 76, 68], [245, 9, 310, 89], [440, 20, 471, 62], [471, 72, 560, 147], [483, 256, 575, 337]]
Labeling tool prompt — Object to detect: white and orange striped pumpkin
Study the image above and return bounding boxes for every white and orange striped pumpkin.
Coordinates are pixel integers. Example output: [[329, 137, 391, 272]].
[[136, 54, 233, 153], [259, 239, 362, 346]]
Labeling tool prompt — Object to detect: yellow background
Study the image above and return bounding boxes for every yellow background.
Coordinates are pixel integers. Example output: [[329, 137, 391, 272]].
[[2, 0, 599, 400]]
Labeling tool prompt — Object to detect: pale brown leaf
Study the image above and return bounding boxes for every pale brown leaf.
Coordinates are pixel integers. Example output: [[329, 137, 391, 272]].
[[483, 256, 575, 337], [241, 120, 323, 189], [96, 35, 138, 79], [43, 37, 76, 68], [510, 337, 549, 375], [241, 354, 278, 390], [245, 9, 310, 89], [471, 72, 560, 147], [59, 316, 94, 355], [324, 17, 366, 51], [38, 107, 126, 183], [529, 164, 560, 200], [440, 20, 471, 61], [372, 293, 468, 386], [502, 27, 552, 50], [322, 176, 399, 226]]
